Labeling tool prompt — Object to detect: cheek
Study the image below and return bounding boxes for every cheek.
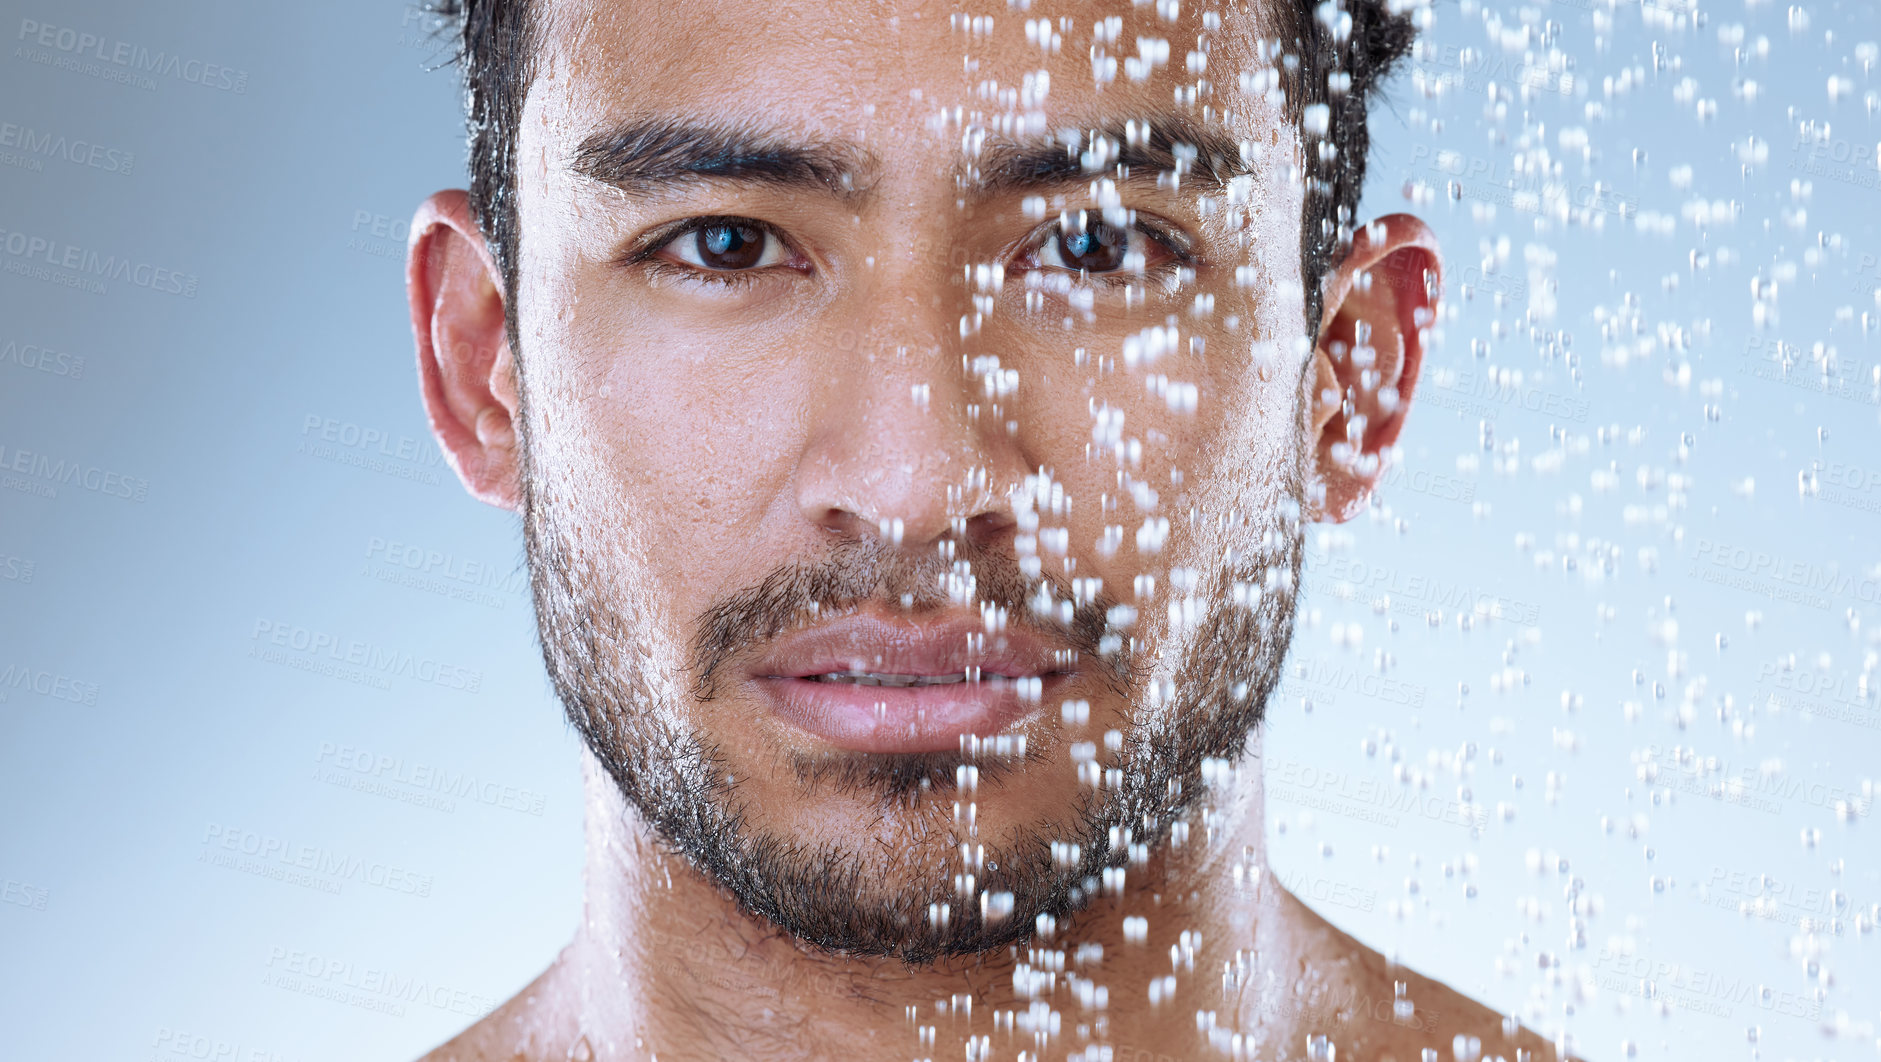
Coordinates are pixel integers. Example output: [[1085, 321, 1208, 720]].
[[1024, 359, 1292, 583], [527, 294, 812, 514], [1055, 344, 1283, 487]]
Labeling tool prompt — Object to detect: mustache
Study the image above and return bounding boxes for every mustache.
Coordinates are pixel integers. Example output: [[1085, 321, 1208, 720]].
[[786, 745, 1044, 804], [686, 537, 1136, 700]]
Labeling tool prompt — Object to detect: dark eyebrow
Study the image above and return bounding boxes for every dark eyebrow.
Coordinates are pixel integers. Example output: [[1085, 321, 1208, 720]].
[[570, 117, 873, 201], [974, 113, 1247, 196]]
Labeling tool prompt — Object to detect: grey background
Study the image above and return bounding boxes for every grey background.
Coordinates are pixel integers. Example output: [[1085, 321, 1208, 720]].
[[0, 1, 1875, 1059]]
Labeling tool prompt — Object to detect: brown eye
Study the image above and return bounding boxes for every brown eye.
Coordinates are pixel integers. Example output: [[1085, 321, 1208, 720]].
[[696, 224, 768, 268], [658, 220, 790, 272], [1051, 218, 1130, 272], [1030, 210, 1178, 277]]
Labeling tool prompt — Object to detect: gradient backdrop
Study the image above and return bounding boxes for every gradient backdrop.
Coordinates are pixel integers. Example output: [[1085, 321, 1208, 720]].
[[0, 1, 1876, 1059]]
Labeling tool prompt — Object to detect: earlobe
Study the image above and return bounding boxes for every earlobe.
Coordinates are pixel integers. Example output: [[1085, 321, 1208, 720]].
[[407, 190, 522, 512], [1306, 214, 1442, 524]]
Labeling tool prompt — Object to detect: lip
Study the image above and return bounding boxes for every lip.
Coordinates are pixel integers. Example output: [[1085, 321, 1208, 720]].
[[747, 609, 1076, 753]]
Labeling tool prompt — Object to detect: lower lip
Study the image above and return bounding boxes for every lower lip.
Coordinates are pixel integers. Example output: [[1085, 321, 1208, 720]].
[[754, 674, 1064, 754]]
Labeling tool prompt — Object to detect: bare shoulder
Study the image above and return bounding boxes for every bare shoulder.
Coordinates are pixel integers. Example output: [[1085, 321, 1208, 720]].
[[415, 963, 574, 1062], [1277, 887, 1572, 1062], [1385, 964, 1567, 1062]]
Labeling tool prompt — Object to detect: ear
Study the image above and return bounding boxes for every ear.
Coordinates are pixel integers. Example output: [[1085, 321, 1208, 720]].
[[406, 189, 522, 511], [1306, 213, 1442, 523]]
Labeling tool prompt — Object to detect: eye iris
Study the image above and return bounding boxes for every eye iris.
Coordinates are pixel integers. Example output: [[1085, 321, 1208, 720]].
[[697, 224, 767, 269], [1058, 221, 1127, 272]]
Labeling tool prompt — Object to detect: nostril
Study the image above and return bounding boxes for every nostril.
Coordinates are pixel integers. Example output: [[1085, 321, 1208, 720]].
[[963, 510, 1016, 542], [812, 507, 865, 537]]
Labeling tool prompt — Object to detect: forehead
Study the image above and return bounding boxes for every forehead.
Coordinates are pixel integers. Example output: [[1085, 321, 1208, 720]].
[[526, 0, 1282, 153]]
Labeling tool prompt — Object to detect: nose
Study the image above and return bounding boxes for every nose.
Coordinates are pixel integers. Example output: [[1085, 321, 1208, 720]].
[[795, 289, 1029, 552]]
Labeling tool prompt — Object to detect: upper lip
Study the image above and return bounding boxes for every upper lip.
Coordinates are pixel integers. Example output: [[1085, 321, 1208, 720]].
[[748, 608, 1072, 684]]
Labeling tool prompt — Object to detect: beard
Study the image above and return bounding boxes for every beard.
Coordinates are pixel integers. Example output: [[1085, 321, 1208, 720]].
[[521, 444, 1305, 964]]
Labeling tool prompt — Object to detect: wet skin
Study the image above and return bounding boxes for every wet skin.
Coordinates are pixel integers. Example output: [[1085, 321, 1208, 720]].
[[404, 0, 1569, 1057]]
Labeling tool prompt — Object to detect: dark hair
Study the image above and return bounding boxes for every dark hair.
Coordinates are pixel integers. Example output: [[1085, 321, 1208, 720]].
[[426, 0, 1414, 339]]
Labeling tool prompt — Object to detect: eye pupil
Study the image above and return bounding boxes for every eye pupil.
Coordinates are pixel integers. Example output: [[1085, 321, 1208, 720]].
[[697, 224, 767, 269], [1057, 219, 1127, 272]]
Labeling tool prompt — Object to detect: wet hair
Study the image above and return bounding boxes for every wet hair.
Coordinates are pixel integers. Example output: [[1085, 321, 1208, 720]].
[[425, 0, 1415, 340]]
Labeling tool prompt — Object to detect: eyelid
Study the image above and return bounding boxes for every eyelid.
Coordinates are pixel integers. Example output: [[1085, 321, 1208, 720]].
[[618, 214, 806, 271], [1016, 213, 1195, 272]]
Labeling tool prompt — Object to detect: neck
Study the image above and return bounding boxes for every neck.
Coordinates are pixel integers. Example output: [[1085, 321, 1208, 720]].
[[553, 740, 1358, 1061]]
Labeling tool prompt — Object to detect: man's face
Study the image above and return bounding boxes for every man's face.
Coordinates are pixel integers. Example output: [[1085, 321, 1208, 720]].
[[511, 0, 1312, 958]]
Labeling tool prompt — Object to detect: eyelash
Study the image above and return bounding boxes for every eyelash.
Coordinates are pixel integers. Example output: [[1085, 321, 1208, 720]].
[[622, 215, 803, 289], [1016, 217, 1193, 289], [621, 214, 1194, 289]]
